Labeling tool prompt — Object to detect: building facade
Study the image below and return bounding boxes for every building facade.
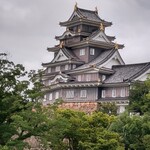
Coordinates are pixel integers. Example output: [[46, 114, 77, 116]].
[[42, 4, 150, 113]]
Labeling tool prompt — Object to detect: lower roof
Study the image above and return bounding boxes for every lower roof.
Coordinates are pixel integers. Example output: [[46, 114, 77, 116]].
[[104, 62, 150, 84]]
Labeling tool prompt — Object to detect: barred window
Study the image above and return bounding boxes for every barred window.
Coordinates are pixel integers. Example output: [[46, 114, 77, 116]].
[[80, 90, 87, 98], [66, 90, 74, 98]]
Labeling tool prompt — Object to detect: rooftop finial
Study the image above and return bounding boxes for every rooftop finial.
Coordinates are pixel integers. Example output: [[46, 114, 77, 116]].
[[100, 23, 104, 31], [60, 41, 64, 48], [115, 42, 119, 50], [74, 2, 78, 11], [95, 6, 98, 14]]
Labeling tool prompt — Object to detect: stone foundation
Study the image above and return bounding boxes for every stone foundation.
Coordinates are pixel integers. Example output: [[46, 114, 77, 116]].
[[59, 102, 98, 113]]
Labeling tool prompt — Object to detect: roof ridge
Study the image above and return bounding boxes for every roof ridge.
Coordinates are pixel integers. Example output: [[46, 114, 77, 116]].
[[96, 49, 116, 66], [112, 62, 150, 68], [128, 62, 150, 81], [77, 7, 96, 13]]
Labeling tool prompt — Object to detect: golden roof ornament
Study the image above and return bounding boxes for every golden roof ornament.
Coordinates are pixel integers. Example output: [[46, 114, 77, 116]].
[[100, 23, 104, 31], [66, 27, 69, 31], [95, 7, 98, 14], [115, 42, 119, 50], [74, 2, 78, 11], [59, 41, 64, 48], [78, 28, 81, 33]]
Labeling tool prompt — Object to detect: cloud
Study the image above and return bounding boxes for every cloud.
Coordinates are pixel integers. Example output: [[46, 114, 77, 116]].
[[0, 0, 150, 71]]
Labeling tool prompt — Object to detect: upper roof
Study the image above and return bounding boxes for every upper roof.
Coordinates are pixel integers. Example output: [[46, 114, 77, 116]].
[[73, 49, 116, 70], [42, 48, 84, 67], [104, 62, 150, 84], [60, 5, 112, 27]]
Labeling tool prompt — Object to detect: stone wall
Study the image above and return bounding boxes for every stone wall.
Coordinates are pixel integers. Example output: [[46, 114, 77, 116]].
[[59, 102, 98, 113]]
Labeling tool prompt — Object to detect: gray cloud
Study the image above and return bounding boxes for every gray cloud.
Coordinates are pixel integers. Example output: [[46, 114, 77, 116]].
[[0, 0, 150, 71]]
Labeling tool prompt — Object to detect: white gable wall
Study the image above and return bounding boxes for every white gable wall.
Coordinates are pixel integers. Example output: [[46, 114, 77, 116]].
[[52, 49, 68, 63], [92, 31, 110, 43], [99, 51, 125, 69], [135, 68, 150, 81]]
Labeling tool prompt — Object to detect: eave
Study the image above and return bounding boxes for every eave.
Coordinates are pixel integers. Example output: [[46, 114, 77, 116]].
[[66, 39, 124, 50], [98, 97, 129, 104], [43, 81, 102, 91], [47, 46, 60, 52], [67, 66, 114, 75], [55, 31, 90, 40], [59, 18, 112, 28], [42, 59, 84, 67]]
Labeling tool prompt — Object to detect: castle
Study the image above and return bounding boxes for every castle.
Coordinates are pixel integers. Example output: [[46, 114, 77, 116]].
[[42, 4, 150, 113]]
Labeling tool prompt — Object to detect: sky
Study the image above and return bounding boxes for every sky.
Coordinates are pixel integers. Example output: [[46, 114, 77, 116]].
[[0, 0, 150, 71]]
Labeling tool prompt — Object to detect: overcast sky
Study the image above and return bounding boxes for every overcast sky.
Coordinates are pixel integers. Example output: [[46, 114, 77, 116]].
[[0, 0, 150, 71]]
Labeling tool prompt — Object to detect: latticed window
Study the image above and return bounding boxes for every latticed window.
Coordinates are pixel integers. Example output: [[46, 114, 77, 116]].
[[112, 88, 116, 97], [78, 75, 82, 81], [86, 74, 91, 81], [56, 66, 60, 72], [65, 64, 69, 70], [66, 90, 74, 98], [47, 67, 51, 73], [55, 91, 59, 99], [121, 88, 125, 97], [90, 48, 95, 55], [102, 90, 106, 98], [80, 90, 87, 98], [80, 49, 85, 56]]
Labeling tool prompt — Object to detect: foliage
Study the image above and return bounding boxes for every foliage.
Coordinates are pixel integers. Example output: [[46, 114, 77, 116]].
[[98, 102, 118, 115], [110, 112, 150, 150], [128, 78, 150, 115], [0, 53, 47, 149], [46, 109, 120, 150]]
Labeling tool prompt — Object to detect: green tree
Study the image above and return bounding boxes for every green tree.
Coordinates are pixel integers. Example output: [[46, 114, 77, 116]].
[[110, 113, 150, 150], [128, 78, 150, 115], [0, 53, 49, 149], [46, 109, 120, 150], [98, 102, 118, 115]]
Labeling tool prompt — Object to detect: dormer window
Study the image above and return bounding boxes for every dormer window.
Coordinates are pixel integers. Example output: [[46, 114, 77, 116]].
[[90, 48, 95, 55], [56, 66, 60, 72], [80, 49, 85, 56]]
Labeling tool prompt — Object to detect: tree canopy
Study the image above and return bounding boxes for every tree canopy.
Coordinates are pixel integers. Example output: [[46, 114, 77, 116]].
[[128, 78, 150, 115]]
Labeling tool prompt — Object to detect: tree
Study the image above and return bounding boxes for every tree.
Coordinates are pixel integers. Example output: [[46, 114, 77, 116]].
[[128, 78, 150, 115], [98, 102, 118, 115], [0, 53, 49, 149], [46, 109, 120, 150], [110, 113, 150, 150]]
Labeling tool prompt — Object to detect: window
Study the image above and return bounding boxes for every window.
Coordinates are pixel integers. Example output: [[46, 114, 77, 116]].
[[56, 66, 60, 72], [102, 90, 106, 98], [73, 64, 76, 69], [47, 67, 51, 73], [86, 74, 91, 81], [65, 64, 69, 70], [112, 88, 116, 97], [55, 91, 59, 99], [66, 90, 74, 98], [78, 75, 82, 81], [80, 49, 85, 56], [49, 93, 52, 100], [90, 48, 95, 55], [121, 88, 125, 97], [80, 90, 87, 98]]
